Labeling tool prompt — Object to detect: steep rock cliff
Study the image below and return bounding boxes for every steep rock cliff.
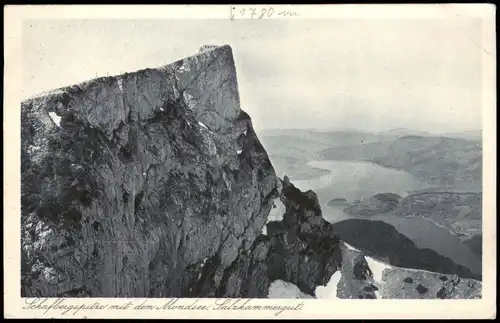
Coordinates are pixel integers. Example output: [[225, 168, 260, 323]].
[[21, 45, 279, 297]]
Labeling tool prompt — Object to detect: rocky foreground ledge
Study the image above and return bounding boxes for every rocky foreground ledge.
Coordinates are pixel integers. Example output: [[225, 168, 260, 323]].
[[21, 45, 481, 299], [204, 175, 343, 298]]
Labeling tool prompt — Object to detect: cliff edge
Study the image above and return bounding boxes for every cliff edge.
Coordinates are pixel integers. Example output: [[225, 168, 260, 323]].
[[21, 45, 278, 297]]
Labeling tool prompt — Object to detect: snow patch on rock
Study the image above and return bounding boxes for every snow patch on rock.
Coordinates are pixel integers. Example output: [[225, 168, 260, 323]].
[[315, 270, 342, 299], [28, 145, 41, 153], [267, 198, 286, 222], [268, 280, 314, 299], [365, 256, 392, 285], [344, 242, 361, 252], [198, 121, 209, 130], [48, 112, 61, 127]]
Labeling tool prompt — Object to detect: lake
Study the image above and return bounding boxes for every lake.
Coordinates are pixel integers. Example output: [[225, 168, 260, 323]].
[[292, 160, 428, 204], [289, 159, 482, 276]]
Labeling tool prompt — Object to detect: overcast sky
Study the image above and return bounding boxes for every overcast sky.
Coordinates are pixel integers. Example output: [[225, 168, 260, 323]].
[[22, 18, 485, 133]]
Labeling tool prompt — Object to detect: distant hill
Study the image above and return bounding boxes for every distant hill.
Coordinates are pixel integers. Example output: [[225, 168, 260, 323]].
[[258, 129, 399, 180], [332, 219, 481, 281], [377, 128, 482, 141], [259, 129, 482, 191], [259, 129, 400, 160], [259, 128, 482, 141], [377, 128, 432, 137], [343, 191, 483, 258], [439, 130, 482, 141], [317, 135, 482, 192]]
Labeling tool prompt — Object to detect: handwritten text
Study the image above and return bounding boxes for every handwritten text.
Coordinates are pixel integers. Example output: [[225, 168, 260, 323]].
[[22, 298, 305, 317], [229, 6, 300, 20]]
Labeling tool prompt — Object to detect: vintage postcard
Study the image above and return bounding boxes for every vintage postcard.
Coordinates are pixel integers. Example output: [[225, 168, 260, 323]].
[[4, 4, 496, 319]]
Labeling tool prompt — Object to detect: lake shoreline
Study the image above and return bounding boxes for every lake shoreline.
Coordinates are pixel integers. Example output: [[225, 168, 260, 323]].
[[288, 159, 482, 275]]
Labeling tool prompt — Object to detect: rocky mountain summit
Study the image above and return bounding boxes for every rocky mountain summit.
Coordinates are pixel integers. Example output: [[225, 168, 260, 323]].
[[21, 45, 481, 299], [22, 45, 278, 297]]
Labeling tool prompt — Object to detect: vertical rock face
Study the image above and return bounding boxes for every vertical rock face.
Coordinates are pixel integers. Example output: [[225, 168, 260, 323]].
[[265, 177, 343, 296], [209, 177, 343, 298], [21, 45, 279, 297]]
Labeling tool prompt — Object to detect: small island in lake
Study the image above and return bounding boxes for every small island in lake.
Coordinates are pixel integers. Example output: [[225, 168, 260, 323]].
[[344, 193, 402, 216], [327, 198, 349, 207]]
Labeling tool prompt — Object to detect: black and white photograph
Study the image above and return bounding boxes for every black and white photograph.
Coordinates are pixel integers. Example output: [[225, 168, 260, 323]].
[[5, 4, 496, 320]]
